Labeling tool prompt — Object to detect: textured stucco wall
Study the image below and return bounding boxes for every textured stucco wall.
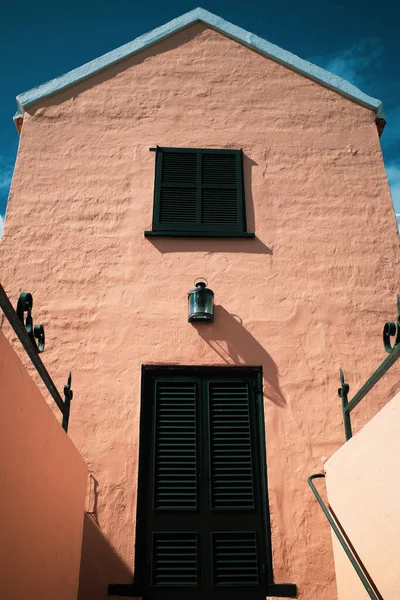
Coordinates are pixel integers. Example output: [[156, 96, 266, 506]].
[[325, 392, 400, 600], [1, 24, 399, 600], [0, 330, 87, 600]]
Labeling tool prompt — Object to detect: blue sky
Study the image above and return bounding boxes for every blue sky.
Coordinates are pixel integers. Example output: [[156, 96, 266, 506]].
[[1, 0, 399, 237]]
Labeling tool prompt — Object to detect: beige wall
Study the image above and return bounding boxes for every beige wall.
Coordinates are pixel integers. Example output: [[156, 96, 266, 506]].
[[0, 330, 87, 600], [325, 392, 400, 600], [1, 24, 399, 599]]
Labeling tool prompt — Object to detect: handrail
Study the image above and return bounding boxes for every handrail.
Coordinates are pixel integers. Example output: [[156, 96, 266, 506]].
[[338, 295, 400, 440], [0, 282, 72, 432], [308, 474, 379, 600]]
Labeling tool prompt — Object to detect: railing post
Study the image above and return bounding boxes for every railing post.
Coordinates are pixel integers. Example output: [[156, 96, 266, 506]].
[[338, 369, 352, 441], [62, 372, 73, 433]]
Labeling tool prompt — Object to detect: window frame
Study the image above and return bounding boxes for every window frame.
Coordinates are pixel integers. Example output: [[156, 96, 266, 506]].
[[145, 147, 255, 238]]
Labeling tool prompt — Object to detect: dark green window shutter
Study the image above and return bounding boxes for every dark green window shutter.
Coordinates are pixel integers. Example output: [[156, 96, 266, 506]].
[[159, 153, 197, 224], [152, 148, 246, 234]]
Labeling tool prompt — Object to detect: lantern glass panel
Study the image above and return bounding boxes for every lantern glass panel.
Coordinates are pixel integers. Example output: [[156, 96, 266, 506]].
[[188, 286, 214, 323]]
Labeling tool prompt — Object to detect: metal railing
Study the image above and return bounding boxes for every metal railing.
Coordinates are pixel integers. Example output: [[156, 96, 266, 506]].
[[308, 474, 380, 600], [0, 282, 72, 432], [308, 297, 399, 599], [338, 295, 400, 441]]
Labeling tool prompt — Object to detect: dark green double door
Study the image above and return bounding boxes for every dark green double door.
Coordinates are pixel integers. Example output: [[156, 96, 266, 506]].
[[135, 368, 270, 600]]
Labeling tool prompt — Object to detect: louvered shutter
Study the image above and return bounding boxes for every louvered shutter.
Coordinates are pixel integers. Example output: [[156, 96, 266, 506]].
[[152, 148, 246, 233], [158, 152, 197, 226], [152, 533, 198, 587], [208, 380, 255, 510], [201, 153, 240, 226], [206, 378, 265, 594], [212, 532, 259, 587], [136, 370, 271, 600], [137, 377, 202, 599], [153, 380, 197, 510]]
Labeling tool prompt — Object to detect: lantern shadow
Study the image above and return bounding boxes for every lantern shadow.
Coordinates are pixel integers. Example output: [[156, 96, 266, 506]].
[[195, 305, 286, 407]]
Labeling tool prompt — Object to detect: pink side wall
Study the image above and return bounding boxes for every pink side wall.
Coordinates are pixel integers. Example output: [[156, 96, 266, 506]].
[[0, 330, 87, 600], [325, 392, 400, 599], [1, 24, 399, 599]]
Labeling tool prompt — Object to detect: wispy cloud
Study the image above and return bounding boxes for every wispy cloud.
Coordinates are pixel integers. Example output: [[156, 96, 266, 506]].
[[0, 150, 16, 237], [0, 155, 15, 218], [381, 105, 400, 151], [0, 157, 14, 191], [385, 161, 400, 233], [313, 40, 400, 228], [311, 38, 383, 89], [386, 161, 400, 212], [312, 39, 399, 152]]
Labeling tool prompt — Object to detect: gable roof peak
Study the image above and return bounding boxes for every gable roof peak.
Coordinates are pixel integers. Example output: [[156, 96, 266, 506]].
[[15, 7, 383, 117]]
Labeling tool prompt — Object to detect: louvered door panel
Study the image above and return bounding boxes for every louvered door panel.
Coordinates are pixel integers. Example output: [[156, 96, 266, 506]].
[[209, 381, 255, 510], [152, 532, 198, 587], [212, 533, 259, 586], [154, 381, 197, 510]]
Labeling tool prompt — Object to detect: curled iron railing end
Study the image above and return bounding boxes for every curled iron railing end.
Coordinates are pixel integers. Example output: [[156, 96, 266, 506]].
[[383, 298, 400, 353], [1, 285, 73, 433], [16, 292, 45, 353]]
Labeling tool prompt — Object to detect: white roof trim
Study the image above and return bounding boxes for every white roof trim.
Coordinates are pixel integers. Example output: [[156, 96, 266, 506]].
[[16, 7, 383, 116]]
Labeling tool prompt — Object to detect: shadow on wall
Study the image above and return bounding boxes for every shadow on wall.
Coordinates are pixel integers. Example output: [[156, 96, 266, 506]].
[[196, 304, 286, 407], [243, 154, 257, 233], [86, 473, 100, 526], [147, 234, 272, 254], [78, 514, 133, 600], [146, 155, 273, 255]]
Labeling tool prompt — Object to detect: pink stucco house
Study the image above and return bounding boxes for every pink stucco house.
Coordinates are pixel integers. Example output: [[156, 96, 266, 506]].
[[1, 8, 399, 600]]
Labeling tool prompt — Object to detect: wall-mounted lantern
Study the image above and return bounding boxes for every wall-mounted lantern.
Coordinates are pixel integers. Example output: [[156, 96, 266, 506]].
[[188, 278, 214, 323]]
